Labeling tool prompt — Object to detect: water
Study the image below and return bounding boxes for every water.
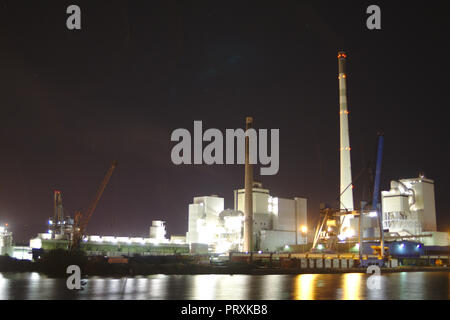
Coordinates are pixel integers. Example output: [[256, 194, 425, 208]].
[[0, 272, 449, 300]]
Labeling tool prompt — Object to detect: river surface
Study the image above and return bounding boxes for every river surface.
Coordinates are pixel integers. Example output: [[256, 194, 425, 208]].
[[0, 271, 449, 300]]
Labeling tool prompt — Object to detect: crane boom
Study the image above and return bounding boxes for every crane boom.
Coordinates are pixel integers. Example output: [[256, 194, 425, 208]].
[[372, 134, 384, 211], [71, 160, 117, 249], [79, 160, 117, 235], [373, 134, 385, 258]]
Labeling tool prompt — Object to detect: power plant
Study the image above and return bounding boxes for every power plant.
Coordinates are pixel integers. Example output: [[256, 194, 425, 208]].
[[186, 183, 308, 254], [2, 51, 449, 270]]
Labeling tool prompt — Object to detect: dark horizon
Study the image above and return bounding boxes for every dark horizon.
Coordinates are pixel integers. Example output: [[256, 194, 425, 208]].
[[1, 1, 449, 242]]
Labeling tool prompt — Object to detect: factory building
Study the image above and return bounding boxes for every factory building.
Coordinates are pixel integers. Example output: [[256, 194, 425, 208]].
[[381, 174, 448, 246], [186, 195, 225, 245], [235, 182, 308, 251], [0, 225, 33, 260], [149, 220, 167, 241], [30, 220, 189, 257], [186, 183, 308, 253], [186, 195, 243, 253], [0, 225, 13, 256]]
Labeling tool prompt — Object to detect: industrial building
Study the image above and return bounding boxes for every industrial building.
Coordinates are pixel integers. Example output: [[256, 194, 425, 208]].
[[186, 182, 308, 253], [382, 174, 448, 246], [25, 164, 189, 259], [235, 182, 308, 251], [186, 195, 243, 253], [0, 225, 33, 260], [310, 51, 449, 260], [5, 50, 447, 267], [0, 225, 13, 256], [30, 219, 189, 256]]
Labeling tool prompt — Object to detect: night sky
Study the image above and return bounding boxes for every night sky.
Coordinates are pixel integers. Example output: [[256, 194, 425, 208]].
[[1, 1, 449, 242]]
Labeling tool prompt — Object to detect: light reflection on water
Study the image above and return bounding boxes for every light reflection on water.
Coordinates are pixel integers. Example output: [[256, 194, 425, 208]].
[[342, 273, 362, 300], [294, 274, 317, 300], [0, 272, 448, 300]]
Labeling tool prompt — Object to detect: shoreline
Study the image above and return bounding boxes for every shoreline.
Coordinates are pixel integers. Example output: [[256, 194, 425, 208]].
[[2, 255, 449, 277], [1, 263, 449, 278], [249, 266, 450, 275]]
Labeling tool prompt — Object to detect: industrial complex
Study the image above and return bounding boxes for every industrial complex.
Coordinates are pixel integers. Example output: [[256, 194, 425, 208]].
[[186, 183, 308, 253], [1, 51, 449, 269]]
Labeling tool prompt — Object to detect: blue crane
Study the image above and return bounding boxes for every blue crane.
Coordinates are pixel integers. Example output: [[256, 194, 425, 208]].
[[359, 133, 386, 267], [372, 134, 384, 211], [373, 134, 386, 258]]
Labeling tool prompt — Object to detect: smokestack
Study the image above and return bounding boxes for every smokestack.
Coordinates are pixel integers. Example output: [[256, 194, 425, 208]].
[[338, 51, 354, 219], [243, 116, 254, 252], [53, 190, 63, 222]]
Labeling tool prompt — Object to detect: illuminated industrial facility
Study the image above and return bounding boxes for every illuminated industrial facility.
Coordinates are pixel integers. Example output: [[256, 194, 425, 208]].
[[1, 50, 448, 267], [186, 182, 308, 253], [309, 51, 449, 262], [382, 175, 448, 246], [0, 225, 13, 256], [30, 218, 189, 256]]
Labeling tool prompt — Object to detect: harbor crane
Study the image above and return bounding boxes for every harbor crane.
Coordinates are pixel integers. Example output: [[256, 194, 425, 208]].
[[70, 160, 118, 250], [311, 134, 386, 262]]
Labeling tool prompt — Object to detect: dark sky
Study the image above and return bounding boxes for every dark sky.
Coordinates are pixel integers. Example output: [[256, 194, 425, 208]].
[[1, 1, 449, 242]]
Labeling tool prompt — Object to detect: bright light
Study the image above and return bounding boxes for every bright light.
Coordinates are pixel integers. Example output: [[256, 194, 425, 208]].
[[301, 225, 308, 233], [48, 220, 53, 225], [284, 245, 290, 250], [399, 243, 405, 249], [29, 238, 42, 249], [269, 197, 279, 214], [355, 243, 360, 249], [338, 227, 355, 240], [12, 249, 32, 261], [40, 233, 51, 240], [317, 244, 323, 250], [416, 244, 421, 248], [368, 211, 378, 217], [224, 216, 243, 232], [215, 241, 231, 253], [258, 250, 262, 254]]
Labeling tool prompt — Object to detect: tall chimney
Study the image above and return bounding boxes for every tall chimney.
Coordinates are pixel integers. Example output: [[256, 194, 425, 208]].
[[338, 51, 354, 225], [243, 116, 254, 252], [53, 190, 63, 222]]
